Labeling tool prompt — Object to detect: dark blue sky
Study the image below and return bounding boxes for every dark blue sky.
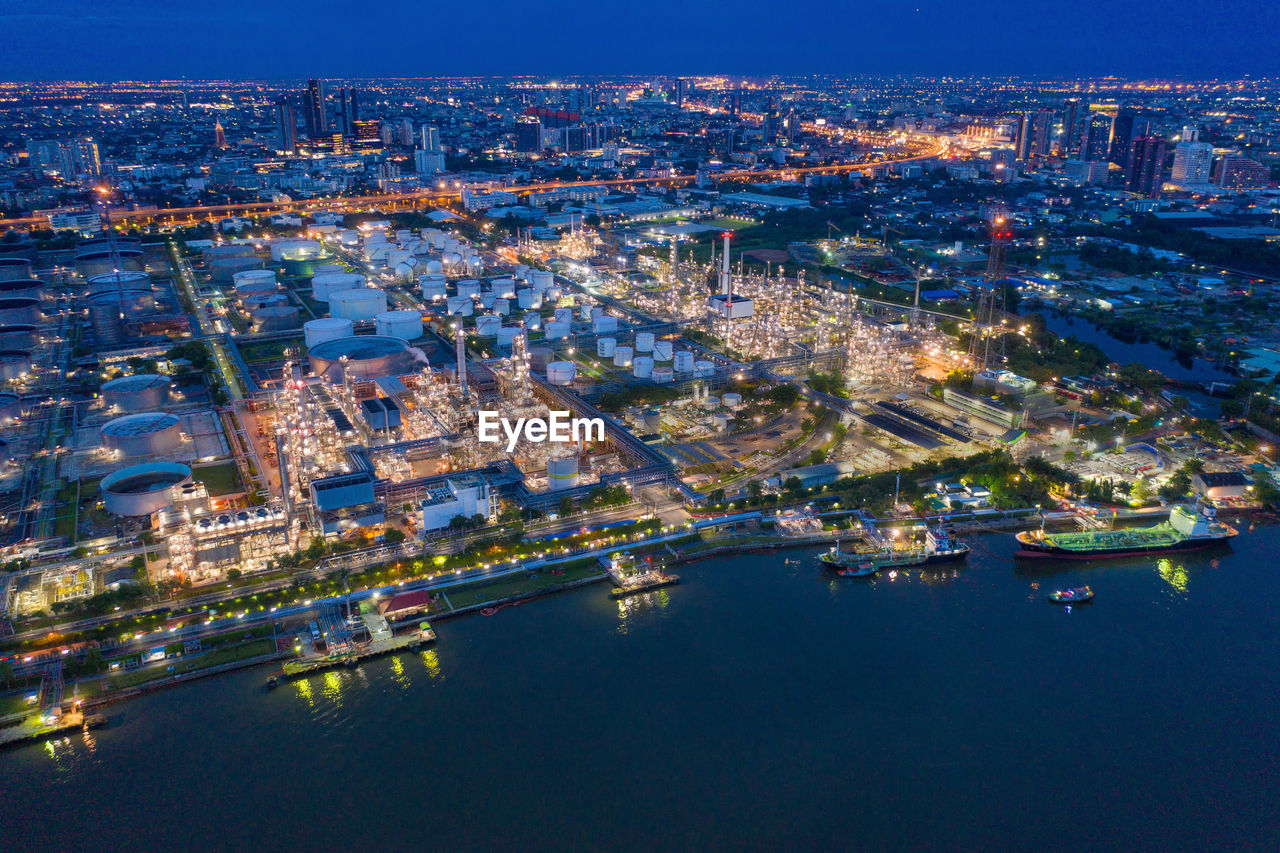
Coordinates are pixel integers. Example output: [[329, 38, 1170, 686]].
[[1, 0, 1276, 80]]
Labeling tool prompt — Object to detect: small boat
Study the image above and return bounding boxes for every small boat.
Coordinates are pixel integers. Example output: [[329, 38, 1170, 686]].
[[836, 562, 878, 577], [1049, 586, 1094, 604]]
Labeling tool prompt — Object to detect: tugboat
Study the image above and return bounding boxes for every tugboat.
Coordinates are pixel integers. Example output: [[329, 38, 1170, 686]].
[[1017, 501, 1236, 559], [820, 524, 970, 576], [1048, 586, 1094, 604]]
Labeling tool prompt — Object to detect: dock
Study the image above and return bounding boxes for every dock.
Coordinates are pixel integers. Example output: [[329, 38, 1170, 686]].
[[0, 710, 107, 750], [281, 624, 436, 679], [602, 551, 681, 599]]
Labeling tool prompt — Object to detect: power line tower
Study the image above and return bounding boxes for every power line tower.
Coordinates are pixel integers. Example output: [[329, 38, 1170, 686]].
[[969, 211, 1012, 371]]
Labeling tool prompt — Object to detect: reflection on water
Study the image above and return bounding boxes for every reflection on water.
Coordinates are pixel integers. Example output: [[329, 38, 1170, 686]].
[[294, 676, 314, 708], [321, 671, 344, 705], [390, 655, 412, 691], [420, 649, 442, 680], [615, 589, 670, 633], [1157, 558, 1189, 593]]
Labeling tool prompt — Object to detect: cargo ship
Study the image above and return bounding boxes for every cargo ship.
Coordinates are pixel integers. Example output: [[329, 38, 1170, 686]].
[[820, 525, 970, 576], [1016, 502, 1237, 559]]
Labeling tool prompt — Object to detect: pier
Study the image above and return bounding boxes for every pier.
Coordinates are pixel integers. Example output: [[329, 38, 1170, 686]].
[[602, 552, 681, 599], [281, 623, 437, 679]]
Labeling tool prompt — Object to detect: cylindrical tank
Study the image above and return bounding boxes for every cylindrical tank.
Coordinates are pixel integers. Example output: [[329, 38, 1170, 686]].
[[592, 315, 618, 335], [445, 296, 474, 317], [303, 317, 354, 348], [0, 280, 41, 300], [307, 335, 419, 383], [517, 289, 543, 310], [478, 293, 497, 311], [614, 346, 633, 368], [0, 351, 32, 382], [514, 264, 530, 281], [572, 375, 595, 395], [100, 412, 184, 456], [490, 279, 516, 299], [102, 374, 171, 412], [0, 257, 33, 281], [328, 288, 387, 321], [242, 292, 289, 311], [597, 337, 617, 358], [0, 325, 36, 350], [209, 255, 262, 282], [456, 279, 481, 298], [375, 310, 423, 340], [311, 272, 365, 302], [496, 326, 519, 348], [653, 366, 675, 384], [270, 239, 322, 262], [643, 410, 662, 431], [635, 332, 655, 352], [0, 392, 22, 426], [90, 301, 124, 347], [88, 271, 150, 295], [579, 304, 594, 321], [313, 263, 345, 276], [547, 453, 580, 491], [252, 305, 301, 331], [723, 392, 743, 409], [524, 312, 542, 331], [653, 340, 674, 361], [633, 356, 654, 378], [530, 270, 554, 291], [713, 413, 730, 432], [546, 286, 563, 301], [421, 281, 448, 302], [544, 320, 570, 340], [0, 297, 40, 325], [694, 360, 715, 378], [338, 229, 361, 246], [553, 307, 573, 324], [90, 289, 153, 315], [476, 315, 502, 337], [76, 247, 144, 278], [546, 361, 576, 386], [493, 298, 510, 316], [202, 243, 253, 260], [673, 351, 696, 373], [529, 347, 554, 370], [232, 269, 278, 295], [101, 462, 192, 517]]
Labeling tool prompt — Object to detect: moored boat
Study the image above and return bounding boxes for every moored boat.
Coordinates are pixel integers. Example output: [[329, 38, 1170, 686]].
[[1017, 502, 1236, 559], [821, 524, 970, 576], [1049, 586, 1094, 604]]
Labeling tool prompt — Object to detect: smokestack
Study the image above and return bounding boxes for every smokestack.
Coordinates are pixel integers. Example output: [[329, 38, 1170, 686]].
[[455, 324, 468, 400], [720, 232, 731, 295]]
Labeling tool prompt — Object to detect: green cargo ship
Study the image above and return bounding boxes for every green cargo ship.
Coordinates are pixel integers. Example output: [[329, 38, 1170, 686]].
[[1016, 502, 1237, 559]]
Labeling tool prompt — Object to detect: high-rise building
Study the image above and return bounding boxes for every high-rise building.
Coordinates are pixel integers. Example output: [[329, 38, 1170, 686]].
[[213, 118, 228, 150], [304, 78, 328, 139], [1061, 100, 1085, 155], [352, 120, 382, 149], [1082, 113, 1113, 162], [674, 78, 686, 107], [414, 149, 445, 174], [990, 148, 1016, 183], [395, 118, 414, 147], [1171, 141, 1213, 185], [1213, 156, 1269, 190], [275, 97, 298, 153], [1109, 110, 1151, 170], [1126, 135, 1167, 198], [1064, 159, 1109, 186], [420, 126, 440, 152], [1015, 109, 1053, 161], [514, 120, 542, 154]]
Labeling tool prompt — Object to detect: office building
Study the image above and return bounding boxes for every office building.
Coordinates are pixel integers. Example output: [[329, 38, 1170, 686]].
[[1170, 141, 1213, 185], [1015, 109, 1052, 161], [275, 97, 298, 153], [304, 78, 328, 139], [1064, 159, 1109, 186], [420, 126, 440, 152], [514, 120, 542, 153], [414, 149, 445, 174], [1109, 109, 1151, 169], [1126, 135, 1167, 198], [1082, 113, 1113, 162]]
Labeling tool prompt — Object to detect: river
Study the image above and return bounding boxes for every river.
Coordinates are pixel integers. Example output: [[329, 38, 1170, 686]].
[[7, 523, 1280, 851]]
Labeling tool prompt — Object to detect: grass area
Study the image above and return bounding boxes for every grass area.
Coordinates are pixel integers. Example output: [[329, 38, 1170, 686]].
[[240, 338, 303, 362], [0, 691, 37, 717], [442, 561, 604, 607], [194, 462, 243, 496], [94, 638, 276, 694]]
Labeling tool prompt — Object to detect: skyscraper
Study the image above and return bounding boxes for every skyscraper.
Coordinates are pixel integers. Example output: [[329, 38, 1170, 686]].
[[1062, 100, 1086, 156], [1171, 140, 1213, 185], [674, 78, 686, 107], [275, 96, 298, 153], [1015, 109, 1052, 161], [1126, 135, 1167, 198], [213, 118, 227, 150], [420, 126, 440, 152], [304, 79, 328, 139], [1108, 109, 1151, 170], [1082, 113, 1113, 162], [1213, 156, 1269, 190]]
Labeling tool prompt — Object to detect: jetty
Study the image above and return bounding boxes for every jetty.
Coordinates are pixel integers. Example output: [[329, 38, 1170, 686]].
[[281, 620, 436, 679], [0, 709, 107, 750], [602, 551, 681, 599]]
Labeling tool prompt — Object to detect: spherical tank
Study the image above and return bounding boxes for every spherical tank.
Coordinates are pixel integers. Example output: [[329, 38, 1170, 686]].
[[374, 310, 424, 340], [308, 335, 419, 383], [303, 317, 354, 348], [597, 337, 617, 358], [311, 272, 365, 302], [101, 462, 192, 517], [328, 288, 387, 321], [0, 257, 33, 281], [546, 453, 580, 491], [100, 412, 184, 456], [546, 361, 576, 386], [0, 297, 41, 325], [102, 374, 171, 412]]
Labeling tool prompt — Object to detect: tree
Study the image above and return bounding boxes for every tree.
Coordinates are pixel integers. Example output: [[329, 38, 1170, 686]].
[[383, 529, 406, 544], [707, 488, 726, 506], [784, 476, 804, 496], [558, 496, 575, 517]]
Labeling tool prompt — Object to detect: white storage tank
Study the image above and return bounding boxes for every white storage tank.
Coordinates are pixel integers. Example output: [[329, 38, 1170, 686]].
[[313, 263, 345, 276], [553, 307, 573, 324], [524, 311, 543, 331], [490, 278, 516, 298], [101, 462, 192, 517], [338, 229, 361, 246], [329, 288, 387, 321], [420, 278, 448, 302], [653, 340, 674, 361], [635, 332, 655, 352], [597, 337, 617, 358], [100, 412, 184, 456], [673, 351, 696, 373], [592, 315, 618, 334], [713, 413, 731, 432], [493, 299, 510, 316], [546, 286, 563, 301], [546, 361, 576, 386], [517, 289, 542, 310], [304, 317, 355, 348], [547, 452, 580, 491], [242, 292, 289, 311], [270, 239, 322, 262], [312, 272, 365, 302], [375, 310, 424, 340], [544, 321, 571, 340], [0, 351, 32, 382], [579, 304, 595, 321], [88, 271, 150, 295], [530, 270, 554, 291], [476, 315, 502, 337], [694, 360, 715, 378], [456, 279, 481, 298], [614, 346, 633, 367], [723, 392, 744, 409], [653, 366, 675, 384], [446, 296, 474, 317], [496, 326, 519, 348], [232, 269, 278, 295], [633, 356, 654, 379], [101, 374, 172, 412], [514, 264, 530, 281]]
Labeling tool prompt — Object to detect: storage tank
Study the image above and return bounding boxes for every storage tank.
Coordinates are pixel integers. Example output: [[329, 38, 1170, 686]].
[[338, 229, 361, 246], [547, 452, 580, 491], [0, 392, 22, 426], [553, 307, 573, 324], [614, 346, 633, 368], [102, 374, 171, 412], [420, 281, 448, 302], [529, 347, 554, 370], [90, 301, 124, 347], [517, 289, 542, 310], [375, 310, 423, 340], [456, 279, 481, 298], [445, 295, 474, 317], [0, 325, 36, 350], [546, 361, 576, 386], [592, 315, 618, 335], [694, 360, 715, 378], [329, 287, 387, 321], [546, 286, 563, 301], [88, 271, 150, 295], [673, 351, 696, 373], [722, 392, 743, 409], [579, 304, 594, 321], [89, 289, 153, 315], [514, 264, 530, 281], [633, 356, 654, 378], [101, 462, 192, 517], [523, 311, 542, 331], [303, 317, 354, 348], [0, 351, 32, 382], [493, 298, 510, 316], [423, 259, 444, 274], [232, 269, 278, 295], [209, 255, 262, 282], [573, 375, 595, 395], [202, 243, 253, 261], [311, 272, 365, 302], [0, 280, 41, 301], [475, 315, 502, 337], [76, 247, 144, 278], [308, 335, 420, 383], [270, 239, 322, 262], [544, 320, 571, 340], [241, 292, 289, 311], [394, 260, 418, 282], [653, 340, 674, 361], [313, 263, 345, 276], [496, 326, 519, 348], [100, 412, 184, 456], [0, 257, 33, 281], [653, 366, 675, 384], [713, 413, 731, 432], [597, 337, 617, 358], [530, 270, 554, 291], [635, 332, 655, 352], [0, 297, 40, 325], [252, 305, 301, 331], [643, 410, 662, 431], [478, 293, 497, 311]]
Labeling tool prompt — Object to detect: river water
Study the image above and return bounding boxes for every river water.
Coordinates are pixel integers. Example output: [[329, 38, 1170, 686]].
[[8, 522, 1280, 851]]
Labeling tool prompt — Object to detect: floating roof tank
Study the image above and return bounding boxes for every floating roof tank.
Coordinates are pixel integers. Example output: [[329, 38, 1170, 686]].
[[0, 350, 32, 382], [100, 411, 183, 456], [0, 280, 41, 300], [308, 335, 420, 383], [101, 462, 192, 517], [304, 317, 354, 348], [102, 374, 171, 412], [329, 287, 387, 321], [0, 257, 33, 281], [0, 325, 36, 350], [0, 297, 40, 325]]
